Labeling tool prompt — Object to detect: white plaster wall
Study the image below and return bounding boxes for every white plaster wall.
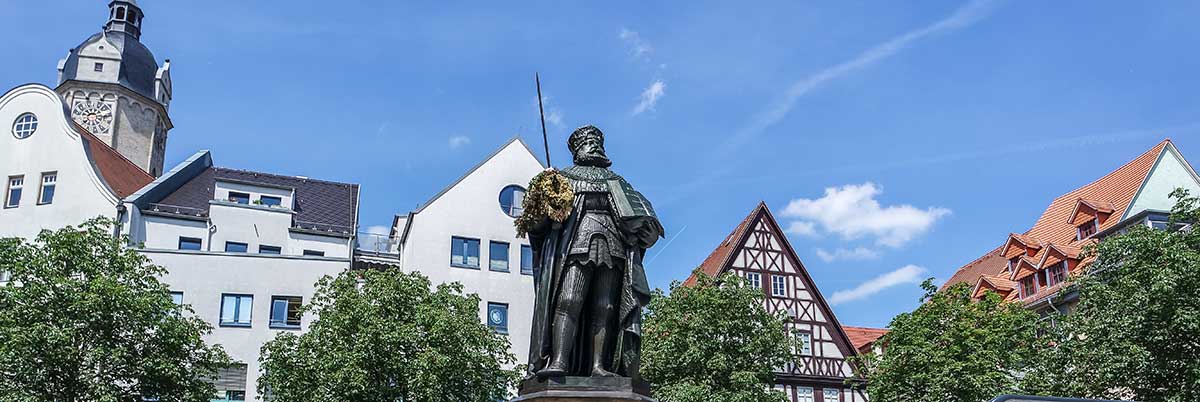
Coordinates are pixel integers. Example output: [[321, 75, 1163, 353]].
[[208, 202, 295, 253], [0, 85, 119, 239], [1126, 145, 1200, 219], [143, 249, 349, 400], [140, 215, 207, 249], [401, 139, 543, 367], [289, 231, 351, 258]]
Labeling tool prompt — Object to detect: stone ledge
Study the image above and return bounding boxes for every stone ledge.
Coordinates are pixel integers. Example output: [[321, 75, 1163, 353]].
[[513, 376, 656, 402]]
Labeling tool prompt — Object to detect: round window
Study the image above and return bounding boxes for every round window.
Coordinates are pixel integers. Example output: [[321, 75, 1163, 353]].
[[12, 113, 37, 139], [499, 185, 527, 218]]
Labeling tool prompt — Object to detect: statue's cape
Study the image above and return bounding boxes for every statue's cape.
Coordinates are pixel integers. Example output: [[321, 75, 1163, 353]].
[[526, 165, 664, 378]]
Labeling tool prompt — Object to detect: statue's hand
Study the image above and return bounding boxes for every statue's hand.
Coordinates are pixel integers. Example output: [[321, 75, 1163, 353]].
[[623, 217, 662, 249]]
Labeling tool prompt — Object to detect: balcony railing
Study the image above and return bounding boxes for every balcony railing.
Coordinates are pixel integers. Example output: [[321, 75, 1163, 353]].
[[146, 203, 208, 217], [293, 220, 355, 235], [356, 232, 398, 253]]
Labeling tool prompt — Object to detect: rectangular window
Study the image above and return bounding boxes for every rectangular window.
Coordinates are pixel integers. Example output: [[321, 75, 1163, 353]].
[[796, 387, 814, 402], [0, 271, 11, 282], [258, 245, 282, 255], [212, 364, 248, 401], [170, 291, 183, 305], [220, 294, 253, 327], [489, 241, 510, 272], [269, 296, 302, 329], [37, 173, 56, 205], [487, 302, 509, 333], [823, 388, 840, 402], [224, 242, 248, 253], [1020, 276, 1036, 298], [771, 275, 786, 297], [746, 272, 761, 289], [5, 176, 23, 208], [450, 236, 480, 268], [798, 332, 812, 356], [93, 62, 103, 72], [1049, 262, 1067, 285], [259, 195, 282, 207], [227, 191, 250, 204], [1077, 218, 1098, 240], [178, 237, 202, 251], [520, 245, 534, 275], [302, 249, 325, 257]]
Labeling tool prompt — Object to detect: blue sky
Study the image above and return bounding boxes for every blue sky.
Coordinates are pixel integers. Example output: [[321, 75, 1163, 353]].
[[3, 1, 1199, 328]]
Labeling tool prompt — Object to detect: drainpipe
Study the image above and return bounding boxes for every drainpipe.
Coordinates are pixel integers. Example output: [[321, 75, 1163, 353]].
[[113, 203, 127, 240]]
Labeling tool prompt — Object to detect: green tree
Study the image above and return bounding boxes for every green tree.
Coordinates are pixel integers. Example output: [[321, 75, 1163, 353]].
[[856, 280, 1039, 402], [257, 268, 520, 402], [1022, 189, 1200, 402], [0, 218, 232, 401], [642, 272, 791, 402]]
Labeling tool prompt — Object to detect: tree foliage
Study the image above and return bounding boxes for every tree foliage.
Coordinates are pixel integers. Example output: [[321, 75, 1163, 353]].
[[856, 280, 1039, 402], [642, 272, 791, 402], [1022, 189, 1200, 402], [257, 267, 520, 402], [0, 218, 231, 401]]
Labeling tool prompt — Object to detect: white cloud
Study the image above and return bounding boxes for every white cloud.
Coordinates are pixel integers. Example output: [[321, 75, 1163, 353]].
[[781, 182, 950, 248], [829, 265, 927, 305], [632, 80, 666, 116], [449, 135, 471, 149], [730, 0, 1001, 148], [785, 221, 817, 236], [814, 247, 881, 262], [619, 28, 653, 60], [534, 95, 564, 128]]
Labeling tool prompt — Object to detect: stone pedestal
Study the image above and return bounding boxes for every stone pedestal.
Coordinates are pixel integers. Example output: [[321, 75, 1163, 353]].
[[512, 376, 657, 402]]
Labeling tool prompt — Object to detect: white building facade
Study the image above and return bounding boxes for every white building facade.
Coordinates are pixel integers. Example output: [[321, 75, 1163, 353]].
[[0, 83, 153, 240], [122, 150, 360, 401], [389, 137, 545, 369]]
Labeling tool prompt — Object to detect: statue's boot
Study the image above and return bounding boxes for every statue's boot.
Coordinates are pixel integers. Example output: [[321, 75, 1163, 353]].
[[590, 292, 619, 378], [537, 311, 577, 379]]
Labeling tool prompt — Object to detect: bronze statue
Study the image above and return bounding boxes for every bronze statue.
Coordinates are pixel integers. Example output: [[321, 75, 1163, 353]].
[[525, 125, 664, 381]]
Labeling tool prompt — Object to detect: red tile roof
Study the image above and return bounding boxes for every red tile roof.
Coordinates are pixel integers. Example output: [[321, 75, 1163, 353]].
[[943, 140, 1173, 299], [843, 326, 888, 352], [78, 125, 154, 199], [683, 201, 763, 286]]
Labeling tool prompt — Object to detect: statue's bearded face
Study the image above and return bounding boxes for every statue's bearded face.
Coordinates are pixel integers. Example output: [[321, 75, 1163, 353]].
[[572, 133, 612, 167]]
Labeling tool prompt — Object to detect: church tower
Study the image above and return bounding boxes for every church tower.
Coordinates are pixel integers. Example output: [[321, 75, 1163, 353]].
[[56, 0, 173, 177]]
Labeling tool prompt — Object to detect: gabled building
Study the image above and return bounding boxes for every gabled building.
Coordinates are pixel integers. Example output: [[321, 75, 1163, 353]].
[[685, 202, 870, 402], [387, 137, 545, 369], [0, 83, 153, 240], [942, 139, 1200, 314], [121, 150, 360, 401]]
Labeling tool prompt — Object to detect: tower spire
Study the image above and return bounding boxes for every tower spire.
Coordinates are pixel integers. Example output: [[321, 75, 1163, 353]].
[[105, 0, 144, 40]]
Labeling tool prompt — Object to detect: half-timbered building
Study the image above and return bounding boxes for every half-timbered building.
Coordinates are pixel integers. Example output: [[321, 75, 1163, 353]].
[[685, 202, 870, 402]]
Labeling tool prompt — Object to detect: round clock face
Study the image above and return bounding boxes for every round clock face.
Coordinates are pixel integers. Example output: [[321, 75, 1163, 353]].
[[71, 101, 114, 135]]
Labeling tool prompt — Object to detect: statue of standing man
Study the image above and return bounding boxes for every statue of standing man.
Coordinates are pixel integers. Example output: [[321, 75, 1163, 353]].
[[524, 125, 664, 382]]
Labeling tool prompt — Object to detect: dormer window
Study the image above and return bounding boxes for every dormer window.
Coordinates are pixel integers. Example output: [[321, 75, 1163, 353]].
[[227, 192, 250, 204], [1048, 261, 1067, 286], [259, 195, 282, 207], [1077, 218, 1098, 240], [1006, 257, 1020, 273], [116, 7, 125, 20], [1020, 276, 1036, 298]]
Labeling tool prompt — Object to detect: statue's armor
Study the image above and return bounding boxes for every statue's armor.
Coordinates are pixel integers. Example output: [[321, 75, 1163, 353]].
[[567, 194, 626, 267]]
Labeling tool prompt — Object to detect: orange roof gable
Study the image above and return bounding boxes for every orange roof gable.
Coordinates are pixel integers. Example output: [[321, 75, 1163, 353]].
[[683, 202, 763, 286], [943, 139, 1173, 295]]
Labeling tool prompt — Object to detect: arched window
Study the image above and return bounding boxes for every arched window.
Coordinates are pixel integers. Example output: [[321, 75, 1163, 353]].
[[116, 7, 125, 20], [498, 185, 526, 218]]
